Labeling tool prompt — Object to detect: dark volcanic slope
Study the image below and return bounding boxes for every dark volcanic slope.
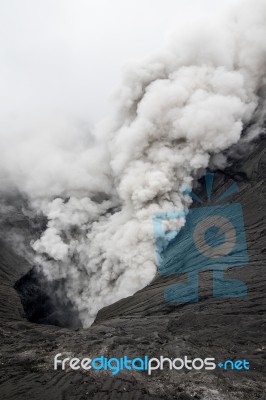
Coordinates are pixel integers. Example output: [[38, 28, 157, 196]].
[[0, 140, 266, 400]]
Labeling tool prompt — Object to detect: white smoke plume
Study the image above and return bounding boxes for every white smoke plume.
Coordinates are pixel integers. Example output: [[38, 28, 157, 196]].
[[1, 0, 266, 326]]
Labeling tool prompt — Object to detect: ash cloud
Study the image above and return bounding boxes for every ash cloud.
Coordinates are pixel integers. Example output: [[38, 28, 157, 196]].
[[1, 0, 266, 326]]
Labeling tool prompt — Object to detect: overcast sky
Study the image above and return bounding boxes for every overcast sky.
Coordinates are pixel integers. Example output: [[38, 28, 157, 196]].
[[0, 0, 240, 127]]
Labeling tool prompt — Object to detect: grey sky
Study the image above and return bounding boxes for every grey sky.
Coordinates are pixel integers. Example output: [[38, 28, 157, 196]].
[[0, 0, 240, 126]]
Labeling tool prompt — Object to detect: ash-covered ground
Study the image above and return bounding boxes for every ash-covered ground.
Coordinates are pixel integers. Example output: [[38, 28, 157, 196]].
[[0, 139, 265, 400]]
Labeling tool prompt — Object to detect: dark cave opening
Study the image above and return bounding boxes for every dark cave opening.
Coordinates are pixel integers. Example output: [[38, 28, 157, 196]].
[[14, 267, 82, 329]]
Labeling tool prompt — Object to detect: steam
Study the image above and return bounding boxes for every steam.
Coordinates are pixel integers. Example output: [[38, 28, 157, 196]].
[[1, 0, 266, 326]]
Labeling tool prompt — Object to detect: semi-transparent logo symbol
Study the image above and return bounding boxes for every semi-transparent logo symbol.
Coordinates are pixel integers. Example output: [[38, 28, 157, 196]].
[[153, 173, 249, 302]]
